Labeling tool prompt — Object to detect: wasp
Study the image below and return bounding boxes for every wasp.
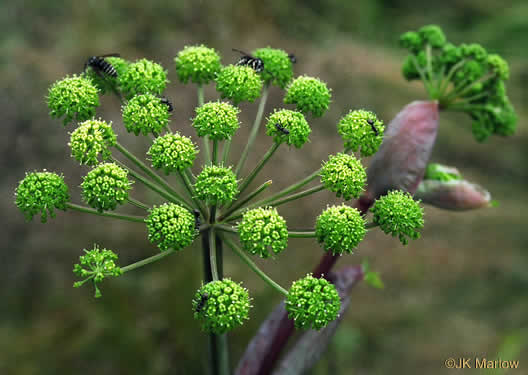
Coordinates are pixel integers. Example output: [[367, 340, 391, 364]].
[[288, 53, 297, 64], [84, 53, 120, 78], [160, 97, 173, 112], [275, 122, 290, 135], [193, 209, 201, 231], [232, 48, 264, 73], [195, 292, 209, 314], [367, 119, 378, 136]]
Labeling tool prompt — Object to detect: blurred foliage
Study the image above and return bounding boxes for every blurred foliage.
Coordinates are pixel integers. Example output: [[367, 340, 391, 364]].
[[1, 0, 527, 374]]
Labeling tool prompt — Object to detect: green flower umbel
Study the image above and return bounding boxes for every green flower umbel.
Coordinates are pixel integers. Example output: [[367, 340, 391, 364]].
[[215, 65, 263, 105], [194, 165, 238, 206], [146, 203, 196, 252], [265, 109, 311, 148], [69, 119, 117, 165], [174, 45, 222, 85], [47, 75, 99, 126], [286, 274, 341, 330], [148, 133, 198, 174], [337, 109, 384, 157], [252, 47, 294, 89], [81, 163, 132, 212], [15, 171, 70, 223], [73, 245, 122, 298], [284, 75, 331, 117], [320, 153, 366, 200], [192, 279, 251, 334], [119, 58, 168, 99], [238, 207, 288, 258], [371, 190, 424, 245], [122, 93, 170, 136], [192, 101, 240, 140], [315, 204, 366, 255]]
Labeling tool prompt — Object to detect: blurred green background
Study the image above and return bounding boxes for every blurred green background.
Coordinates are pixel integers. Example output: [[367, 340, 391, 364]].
[[2, 1, 527, 374]]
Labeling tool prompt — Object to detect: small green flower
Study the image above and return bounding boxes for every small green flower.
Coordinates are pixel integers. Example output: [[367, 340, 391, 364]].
[[285, 274, 341, 330], [122, 93, 170, 136], [83, 56, 130, 94], [284, 75, 331, 117], [73, 244, 122, 298], [371, 190, 424, 245], [486, 54, 509, 81], [174, 45, 222, 85], [69, 119, 116, 165], [145, 203, 196, 252], [265, 109, 311, 148], [119, 58, 168, 99], [81, 163, 132, 212], [320, 153, 366, 200], [315, 204, 366, 255], [337, 109, 384, 157], [215, 65, 263, 105], [148, 132, 198, 174], [238, 207, 288, 258], [192, 279, 251, 334], [399, 31, 423, 54], [47, 75, 100, 126], [424, 163, 462, 182], [15, 171, 70, 223], [192, 101, 240, 140], [252, 47, 293, 89], [194, 165, 238, 205], [418, 24, 446, 48]]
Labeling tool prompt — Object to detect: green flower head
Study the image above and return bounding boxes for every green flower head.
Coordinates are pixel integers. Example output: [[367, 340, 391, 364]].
[[265, 109, 311, 148], [193, 279, 251, 334], [337, 109, 384, 157], [252, 47, 293, 89], [371, 190, 424, 245], [284, 75, 331, 117], [320, 153, 366, 200], [148, 132, 198, 174], [238, 207, 288, 258], [418, 24, 446, 48], [315, 204, 366, 255], [194, 165, 238, 206], [119, 58, 168, 99], [15, 171, 70, 223], [146, 203, 196, 252], [69, 119, 116, 165], [47, 75, 100, 126], [486, 54, 509, 81], [399, 31, 423, 54], [174, 45, 222, 85], [192, 101, 240, 140], [286, 274, 341, 330], [81, 162, 132, 212], [84, 56, 130, 95], [122, 93, 170, 136], [73, 244, 122, 298], [215, 65, 263, 105]]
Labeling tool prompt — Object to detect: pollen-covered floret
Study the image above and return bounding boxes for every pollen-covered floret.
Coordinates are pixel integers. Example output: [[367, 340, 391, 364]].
[[47, 75, 100, 126], [194, 165, 238, 205], [119, 58, 168, 99], [148, 133, 198, 174], [69, 119, 116, 165], [265, 109, 311, 148], [145, 203, 196, 251], [174, 45, 222, 85], [337, 109, 384, 157], [15, 171, 70, 223], [315, 204, 366, 255], [285, 274, 341, 330], [73, 244, 122, 298], [284, 75, 331, 118], [320, 153, 366, 200], [192, 101, 240, 140], [192, 279, 251, 334], [81, 163, 132, 212], [122, 93, 170, 136], [215, 65, 263, 105], [371, 190, 424, 245], [84, 56, 130, 95], [238, 207, 288, 258], [252, 47, 294, 89]]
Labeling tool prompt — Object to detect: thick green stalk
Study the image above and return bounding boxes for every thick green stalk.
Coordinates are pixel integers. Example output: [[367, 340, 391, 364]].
[[126, 197, 150, 210], [267, 184, 325, 208], [66, 203, 145, 223], [121, 249, 175, 273], [220, 180, 272, 220], [178, 170, 207, 217], [209, 228, 219, 281], [215, 224, 237, 234], [288, 231, 316, 238], [212, 139, 219, 165], [237, 142, 280, 197], [222, 138, 232, 165], [197, 84, 211, 165]]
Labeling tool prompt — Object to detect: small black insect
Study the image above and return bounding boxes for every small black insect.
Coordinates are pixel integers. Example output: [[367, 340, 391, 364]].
[[275, 122, 290, 135], [288, 53, 297, 64], [232, 48, 264, 73], [367, 119, 378, 136], [195, 292, 209, 313], [193, 209, 201, 231], [160, 97, 173, 112], [84, 53, 120, 78]]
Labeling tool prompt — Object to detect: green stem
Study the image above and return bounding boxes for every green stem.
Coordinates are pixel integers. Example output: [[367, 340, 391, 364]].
[[410, 54, 433, 96], [238, 142, 280, 197], [197, 84, 211, 165], [220, 180, 272, 220], [217, 334, 230, 375], [222, 138, 232, 165], [209, 207, 219, 281], [288, 231, 316, 238], [425, 44, 434, 95], [438, 58, 468, 97], [127, 197, 150, 210], [66, 203, 145, 223], [222, 235, 288, 296], [445, 72, 495, 101], [121, 249, 175, 273], [268, 184, 325, 208], [216, 224, 237, 234], [235, 84, 270, 176], [212, 139, 219, 165], [178, 170, 207, 217], [449, 90, 491, 105]]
